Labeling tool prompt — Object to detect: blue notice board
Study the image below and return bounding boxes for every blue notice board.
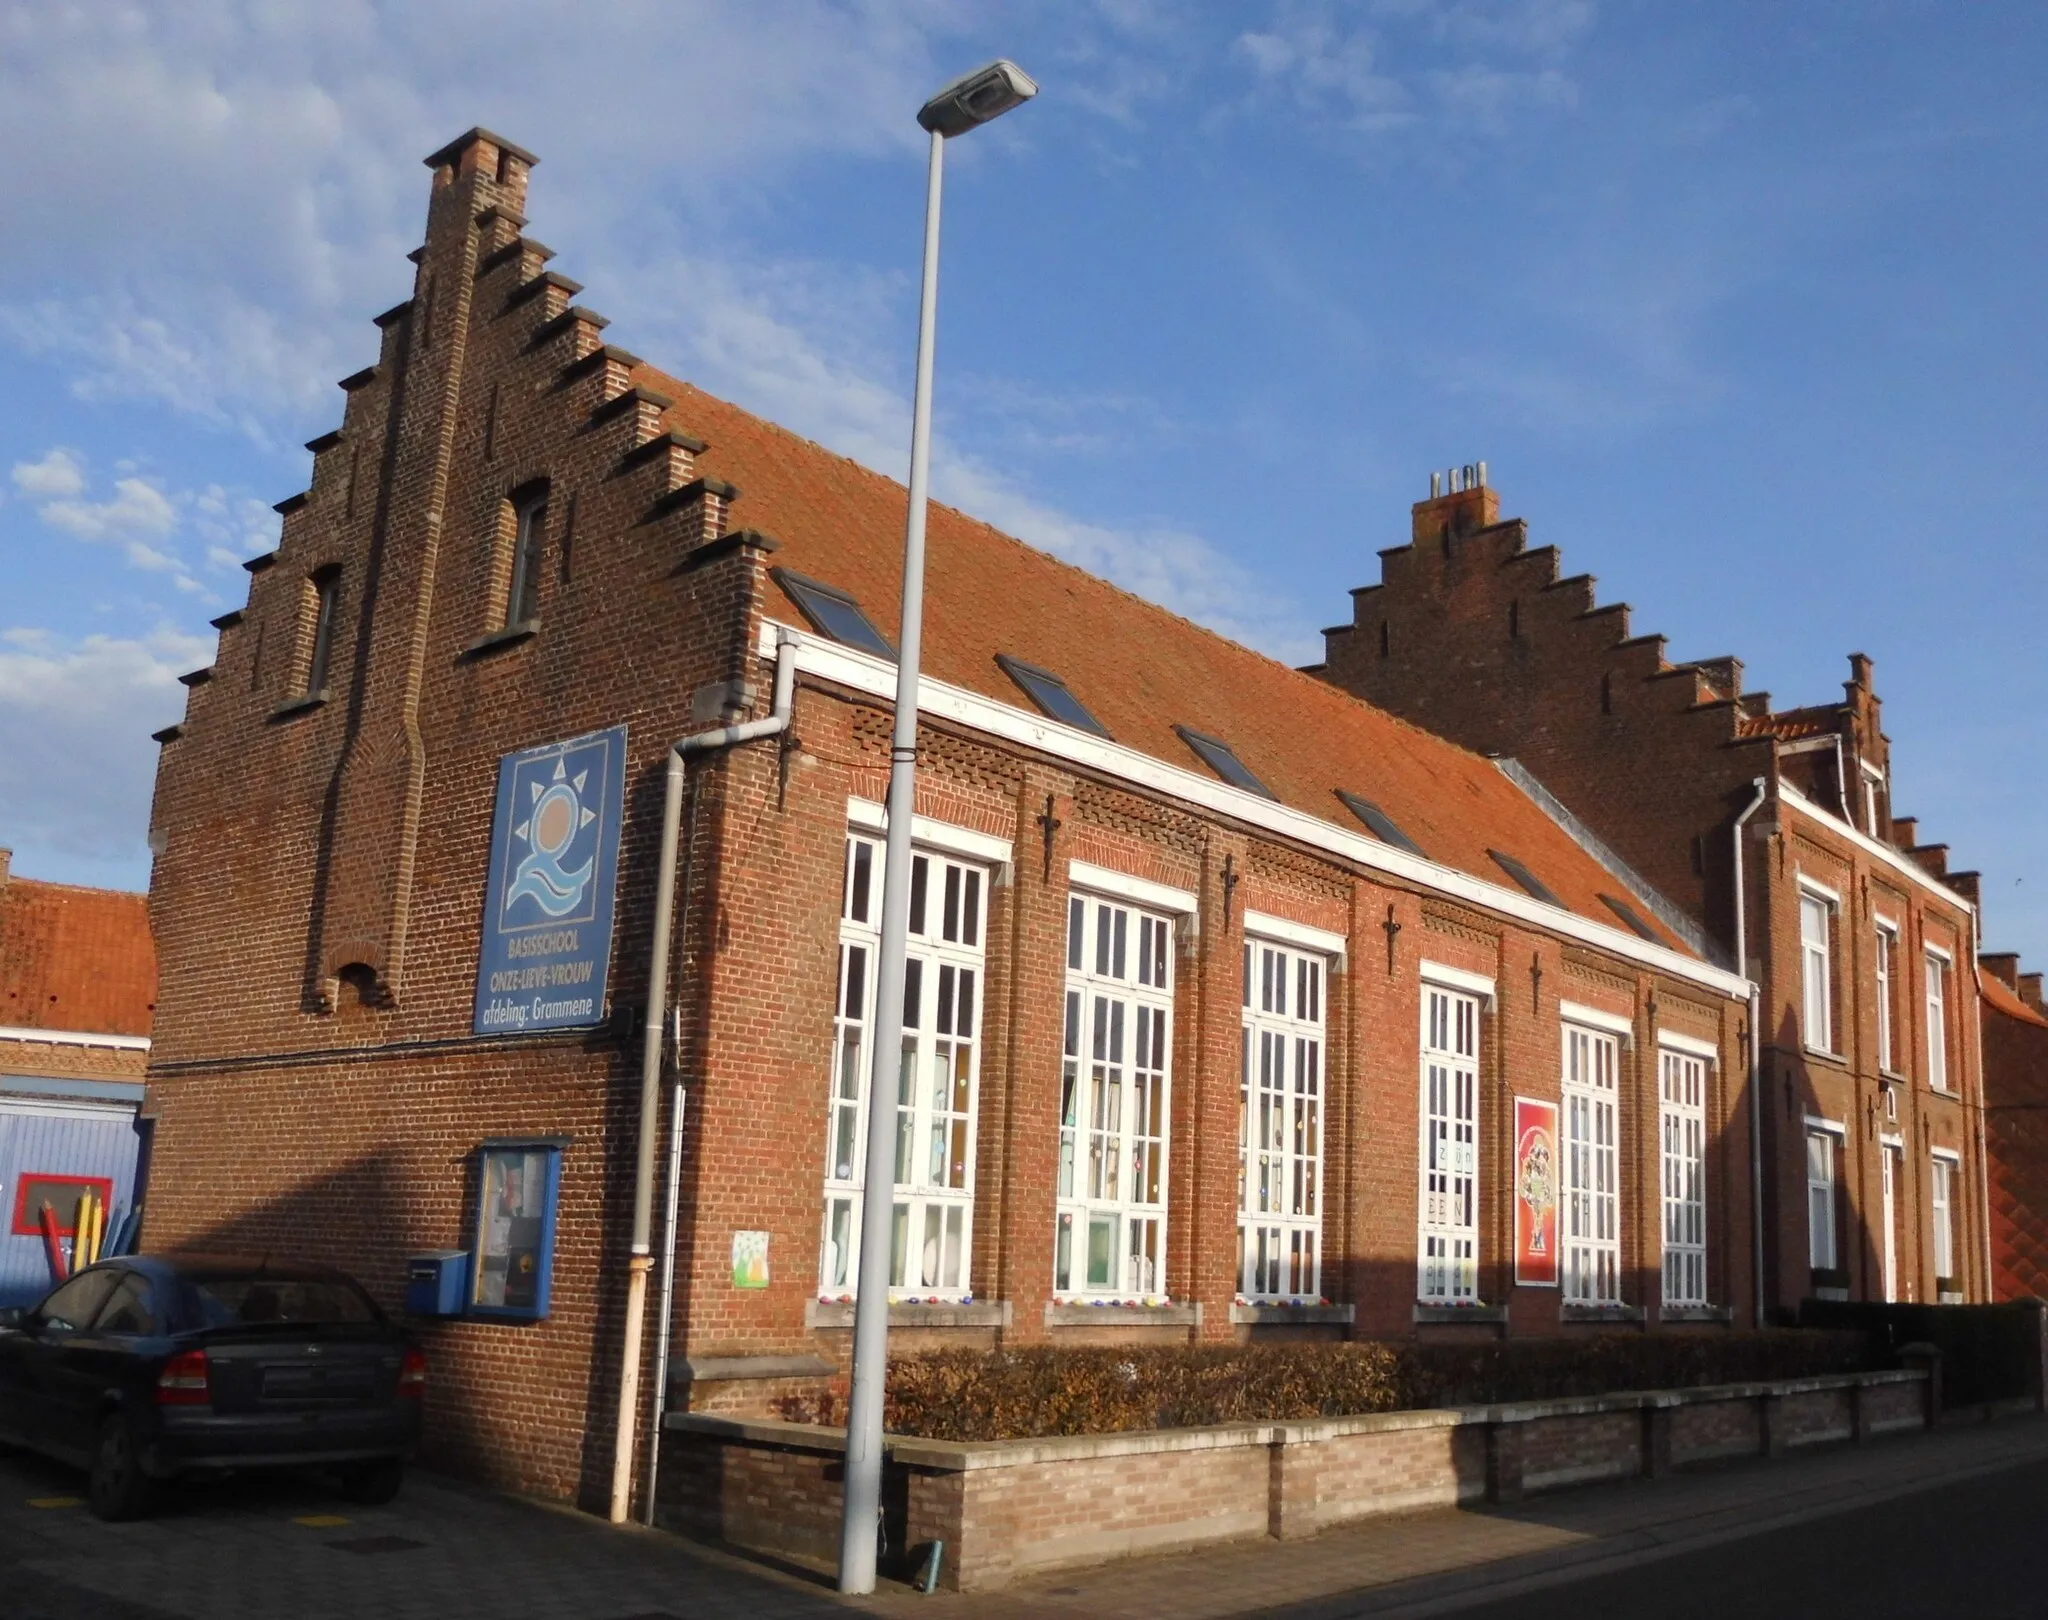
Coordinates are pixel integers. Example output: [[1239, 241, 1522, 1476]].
[[473, 725, 628, 1035]]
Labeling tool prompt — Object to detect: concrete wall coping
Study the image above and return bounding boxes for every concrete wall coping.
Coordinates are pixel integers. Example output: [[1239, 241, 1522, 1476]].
[[667, 1367, 1924, 1473]]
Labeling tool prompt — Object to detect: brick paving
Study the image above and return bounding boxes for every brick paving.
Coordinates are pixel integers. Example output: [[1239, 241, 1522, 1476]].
[[4, 1417, 2046, 1620]]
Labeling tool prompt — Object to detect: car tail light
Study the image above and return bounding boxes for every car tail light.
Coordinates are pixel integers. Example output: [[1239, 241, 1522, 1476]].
[[156, 1348, 211, 1406], [398, 1347, 427, 1397]]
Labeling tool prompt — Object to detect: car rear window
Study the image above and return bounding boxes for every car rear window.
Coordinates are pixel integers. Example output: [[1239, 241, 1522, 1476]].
[[183, 1275, 380, 1328]]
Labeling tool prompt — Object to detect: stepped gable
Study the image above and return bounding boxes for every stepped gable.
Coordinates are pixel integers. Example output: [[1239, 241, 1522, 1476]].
[[630, 364, 1695, 955], [0, 853, 156, 1036]]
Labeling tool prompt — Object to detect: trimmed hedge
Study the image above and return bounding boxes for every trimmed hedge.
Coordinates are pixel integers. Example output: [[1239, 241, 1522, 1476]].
[[861, 1332, 1872, 1441]]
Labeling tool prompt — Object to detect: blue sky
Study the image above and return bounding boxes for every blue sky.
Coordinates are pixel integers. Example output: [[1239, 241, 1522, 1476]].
[[2, 1, 2043, 961]]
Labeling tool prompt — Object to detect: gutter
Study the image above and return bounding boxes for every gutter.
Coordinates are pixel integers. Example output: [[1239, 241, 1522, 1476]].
[[1732, 777, 1769, 1327], [610, 629, 798, 1527]]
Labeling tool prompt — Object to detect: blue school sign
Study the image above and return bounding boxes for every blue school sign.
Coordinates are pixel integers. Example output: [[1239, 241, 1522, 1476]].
[[473, 725, 628, 1036]]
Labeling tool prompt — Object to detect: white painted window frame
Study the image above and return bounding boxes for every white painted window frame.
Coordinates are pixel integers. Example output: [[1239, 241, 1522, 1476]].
[[1056, 888, 1177, 1301], [1658, 1042, 1710, 1307], [1798, 881, 1838, 1056], [1873, 916, 1900, 1076], [1418, 979, 1483, 1303], [1879, 1132, 1905, 1303], [1930, 1147, 1961, 1286], [1562, 1022, 1622, 1304], [1239, 936, 1328, 1301], [1805, 1115, 1846, 1273], [1925, 944, 1952, 1094], [819, 829, 991, 1302]]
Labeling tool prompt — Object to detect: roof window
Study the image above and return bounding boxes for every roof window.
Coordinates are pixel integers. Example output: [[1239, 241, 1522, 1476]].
[[995, 655, 1110, 737], [1175, 726, 1276, 799], [773, 568, 895, 660], [1600, 893, 1660, 942], [1489, 849, 1562, 908], [1336, 791, 1424, 857]]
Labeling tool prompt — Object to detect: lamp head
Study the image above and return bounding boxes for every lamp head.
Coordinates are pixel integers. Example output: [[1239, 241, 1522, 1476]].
[[917, 60, 1038, 137]]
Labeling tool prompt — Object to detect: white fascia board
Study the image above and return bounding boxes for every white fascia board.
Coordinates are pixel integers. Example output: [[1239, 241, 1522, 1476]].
[[1242, 910, 1348, 961], [1656, 1028, 1721, 1061], [846, 797, 1014, 867], [0, 1095, 140, 1122], [1559, 999, 1636, 1040], [0, 1025, 150, 1052], [766, 621, 1751, 1002], [1068, 859, 1199, 916], [1420, 960, 1498, 1002], [1778, 783, 1977, 918]]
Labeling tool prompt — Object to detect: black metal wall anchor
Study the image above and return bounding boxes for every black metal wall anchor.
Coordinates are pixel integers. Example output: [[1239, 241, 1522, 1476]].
[[1221, 853, 1239, 923], [1383, 903, 1403, 974], [1530, 950, 1544, 1013], [1036, 793, 1062, 882]]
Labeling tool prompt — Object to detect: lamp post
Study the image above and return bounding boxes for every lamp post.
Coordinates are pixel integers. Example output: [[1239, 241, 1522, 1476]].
[[837, 58, 1037, 1597]]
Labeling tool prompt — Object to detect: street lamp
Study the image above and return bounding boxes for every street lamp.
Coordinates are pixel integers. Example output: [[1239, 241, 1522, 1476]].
[[837, 57, 1038, 1598]]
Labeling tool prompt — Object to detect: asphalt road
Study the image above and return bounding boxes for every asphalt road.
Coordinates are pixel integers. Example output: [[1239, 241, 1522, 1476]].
[[1451, 1452, 2048, 1620]]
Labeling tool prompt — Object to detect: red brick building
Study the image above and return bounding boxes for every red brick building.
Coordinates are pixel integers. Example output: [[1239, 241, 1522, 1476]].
[[1978, 955, 2048, 1300], [0, 848, 156, 1303], [1314, 473, 1992, 1315], [145, 133, 1755, 1509]]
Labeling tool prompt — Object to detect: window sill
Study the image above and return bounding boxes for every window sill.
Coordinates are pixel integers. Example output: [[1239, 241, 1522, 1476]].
[[462, 620, 539, 660], [1659, 1303, 1734, 1324], [1802, 1044, 1847, 1067], [268, 689, 330, 722], [1046, 1301, 1200, 1329], [1230, 1302, 1354, 1326], [1413, 1302, 1506, 1326], [805, 1300, 1010, 1330], [1562, 1302, 1647, 1325]]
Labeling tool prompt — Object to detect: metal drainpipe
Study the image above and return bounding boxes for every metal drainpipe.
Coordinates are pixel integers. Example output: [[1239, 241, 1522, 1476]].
[[1969, 898, 1994, 1298], [609, 630, 798, 1526], [1733, 777, 1769, 1328]]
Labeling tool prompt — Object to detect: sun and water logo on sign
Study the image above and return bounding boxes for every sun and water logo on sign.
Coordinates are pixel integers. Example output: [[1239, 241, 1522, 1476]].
[[473, 725, 628, 1036]]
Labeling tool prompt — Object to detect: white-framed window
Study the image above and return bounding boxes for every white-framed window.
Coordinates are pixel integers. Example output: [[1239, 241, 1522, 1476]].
[[1874, 922, 1898, 1073], [1659, 1046, 1709, 1306], [819, 833, 987, 1300], [1880, 1139, 1903, 1303], [1799, 889, 1835, 1053], [1419, 984, 1481, 1302], [1056, 892, 1174, 1299], [1926, 950, 1950, 1092], [1806, 1123, 1841, 1272], [1239, 941, 1326, 1301], [1931, 1154, 1957, 1285], [1562, 1025, 1621, 1303]]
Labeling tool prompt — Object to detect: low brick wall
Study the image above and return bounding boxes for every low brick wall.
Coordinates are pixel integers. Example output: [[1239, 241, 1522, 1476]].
[[658, 1369, 1929, 1591]]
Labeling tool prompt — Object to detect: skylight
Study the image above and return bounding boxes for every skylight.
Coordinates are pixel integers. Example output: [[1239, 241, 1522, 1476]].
[[1336, 791, 1424, 857], [1175, 726, 1276, 799], [1489, 849, 1562, 908], [1600, 893, 1661, 942], [996, 654, 1110, 737], [773, 568, 895, 660]]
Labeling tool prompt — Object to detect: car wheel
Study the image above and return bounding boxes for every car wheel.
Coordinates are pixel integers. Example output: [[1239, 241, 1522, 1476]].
[[338, 1456, 405, 1506], [88, 1413, 155, 1522]]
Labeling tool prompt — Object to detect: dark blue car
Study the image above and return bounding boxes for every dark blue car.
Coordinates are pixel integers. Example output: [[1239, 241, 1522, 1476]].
[[0, 1255, 424, 1519]]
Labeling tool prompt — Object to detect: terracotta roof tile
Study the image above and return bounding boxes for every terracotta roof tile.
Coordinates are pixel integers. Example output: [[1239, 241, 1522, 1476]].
[[639, 369, 1700, 959], [1736, 704, 1839, 741], [0, 875, 156, 1037], [1981, 967, 2048, 1029]]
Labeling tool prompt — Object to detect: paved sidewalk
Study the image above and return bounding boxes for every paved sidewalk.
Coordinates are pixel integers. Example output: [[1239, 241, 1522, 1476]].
[[4, 1416, 2045, 1620]]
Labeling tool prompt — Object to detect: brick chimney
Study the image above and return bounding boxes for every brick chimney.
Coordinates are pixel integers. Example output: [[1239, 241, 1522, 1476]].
[[0, 847, 11, 886], [2022, 973, 2045, 1013], [1412, 461, 1501, 542], [1983, 952, 2022, 991]]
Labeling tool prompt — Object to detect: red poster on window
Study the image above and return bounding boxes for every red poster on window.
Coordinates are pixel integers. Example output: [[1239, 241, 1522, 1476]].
[[1514, 1098, 1559, 1287]]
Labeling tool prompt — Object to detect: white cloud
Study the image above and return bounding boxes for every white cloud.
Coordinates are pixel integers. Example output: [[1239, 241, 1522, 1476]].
[[10, 447, 86, 499], [0, 625, 209, 866], [38, 476, 179, 545]]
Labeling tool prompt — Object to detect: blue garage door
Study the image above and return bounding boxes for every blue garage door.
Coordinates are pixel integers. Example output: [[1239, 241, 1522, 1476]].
[[0, 1098, 145, 1308]]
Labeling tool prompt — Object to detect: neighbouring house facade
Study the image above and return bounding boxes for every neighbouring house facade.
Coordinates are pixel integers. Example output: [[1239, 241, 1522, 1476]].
[[1313, 473, 1992, 1314], [0, 848, 157, 1305], [1978, 954, 2048, 1300], [144, 131, 1754, 1510]]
